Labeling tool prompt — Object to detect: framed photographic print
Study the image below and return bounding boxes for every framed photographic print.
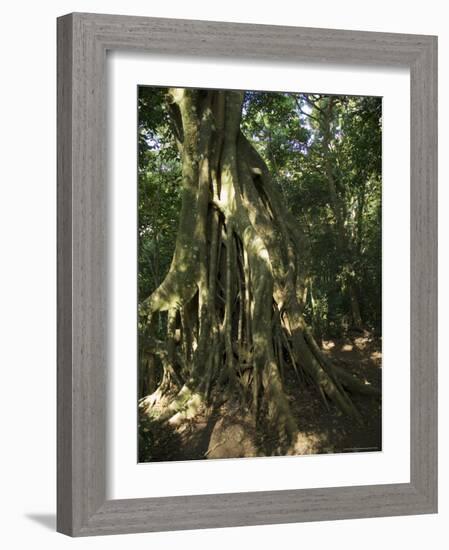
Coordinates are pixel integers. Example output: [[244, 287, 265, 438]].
[[57, 12, 437, 536]]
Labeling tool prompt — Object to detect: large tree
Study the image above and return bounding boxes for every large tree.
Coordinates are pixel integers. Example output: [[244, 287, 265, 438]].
[[139, 88, 377, 452]]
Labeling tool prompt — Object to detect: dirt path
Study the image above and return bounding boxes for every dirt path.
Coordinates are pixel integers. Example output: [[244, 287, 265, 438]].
[[139, 334, 381, 462]]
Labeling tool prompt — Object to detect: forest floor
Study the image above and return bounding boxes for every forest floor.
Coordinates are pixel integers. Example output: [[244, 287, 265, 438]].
[[139, 333, 382, 462]]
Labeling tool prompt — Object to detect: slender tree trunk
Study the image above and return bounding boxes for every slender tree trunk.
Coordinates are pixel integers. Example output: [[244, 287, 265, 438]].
[[322, 98, 363, 329]]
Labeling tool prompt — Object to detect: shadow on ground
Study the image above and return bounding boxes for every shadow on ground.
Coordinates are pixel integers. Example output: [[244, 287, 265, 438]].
[[25, 513, 56, 531]]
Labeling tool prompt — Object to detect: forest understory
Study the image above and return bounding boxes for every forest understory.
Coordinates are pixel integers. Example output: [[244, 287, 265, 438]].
[[139, 332, 381, 461]]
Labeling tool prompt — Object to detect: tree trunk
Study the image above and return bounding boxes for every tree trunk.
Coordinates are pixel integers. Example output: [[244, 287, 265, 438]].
[[139, 88, 372, 450], [322, 97, 363, 330]]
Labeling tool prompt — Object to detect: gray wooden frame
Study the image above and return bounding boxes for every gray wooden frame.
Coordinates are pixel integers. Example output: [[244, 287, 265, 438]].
[[57, 12, 438, 537]]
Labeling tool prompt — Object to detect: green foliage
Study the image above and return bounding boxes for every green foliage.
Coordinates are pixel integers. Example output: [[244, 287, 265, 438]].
[[138, 87, 182, 302], [241, 91, 382, 334]]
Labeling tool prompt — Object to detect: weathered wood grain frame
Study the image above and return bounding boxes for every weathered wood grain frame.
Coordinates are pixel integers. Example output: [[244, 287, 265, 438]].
[[57, 12, 438, 536]]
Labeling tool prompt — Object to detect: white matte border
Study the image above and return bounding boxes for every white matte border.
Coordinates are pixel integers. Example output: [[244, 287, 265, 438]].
[[107, 51, 410, 500]]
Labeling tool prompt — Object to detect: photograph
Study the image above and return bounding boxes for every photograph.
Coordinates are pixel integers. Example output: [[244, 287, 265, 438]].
[[0, 1, 440, 544], [137, 86, 382, 462]]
